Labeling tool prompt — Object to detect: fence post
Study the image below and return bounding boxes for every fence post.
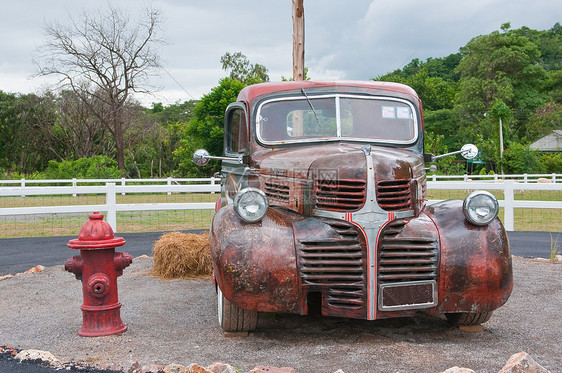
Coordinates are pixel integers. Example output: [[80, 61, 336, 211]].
[[121, 178, 126, 196], [503, 180, 515, 232], [105, 182, 118, 233], [553, 173, 557, 183], [211, 177, 216, 194], [167, 177, 172, 195], [523, 174, 528, 183], [20, 178, 25, 197], [72, 178, 77, 197]]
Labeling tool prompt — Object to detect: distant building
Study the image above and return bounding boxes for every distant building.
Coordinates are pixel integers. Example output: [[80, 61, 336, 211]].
[[529, 130, 562, 152]]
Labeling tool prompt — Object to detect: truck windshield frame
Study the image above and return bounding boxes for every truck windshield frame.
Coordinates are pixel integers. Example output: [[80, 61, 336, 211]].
[[256, 94, 419, 146]]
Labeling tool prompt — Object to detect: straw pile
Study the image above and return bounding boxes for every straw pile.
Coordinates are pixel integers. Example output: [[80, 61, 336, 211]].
[[151, 231, 212, 279]]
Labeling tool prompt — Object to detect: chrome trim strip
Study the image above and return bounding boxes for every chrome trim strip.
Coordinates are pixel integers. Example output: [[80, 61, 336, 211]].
[[256, 94, 418, 146]]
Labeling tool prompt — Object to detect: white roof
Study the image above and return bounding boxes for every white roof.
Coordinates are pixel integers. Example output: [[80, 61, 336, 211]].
[[529, 130, 562, 151]]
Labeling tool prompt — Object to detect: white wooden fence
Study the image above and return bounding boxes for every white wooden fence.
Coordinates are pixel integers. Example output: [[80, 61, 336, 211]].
[[427, 173, 560, 183], [426, 180, 562, 231], [0, 178, 220, 233], [0, 176, 561, 232]]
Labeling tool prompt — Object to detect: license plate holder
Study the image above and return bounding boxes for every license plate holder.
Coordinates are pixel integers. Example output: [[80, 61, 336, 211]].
[[379, 280, 437, 311]]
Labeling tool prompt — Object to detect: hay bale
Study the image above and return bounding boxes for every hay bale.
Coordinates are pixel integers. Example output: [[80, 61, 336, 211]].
[[151, 232, 212, 279]]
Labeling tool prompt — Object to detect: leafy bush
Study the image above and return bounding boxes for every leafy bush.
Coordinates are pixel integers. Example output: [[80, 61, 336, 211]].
[[540, 153, 562, 173], [44, 156, 122, 179], [500, 143, 545, 174]]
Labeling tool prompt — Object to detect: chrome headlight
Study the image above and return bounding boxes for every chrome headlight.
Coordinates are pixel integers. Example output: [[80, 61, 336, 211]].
[[233, 188, 269, 223], [463, 191, 499, 226]]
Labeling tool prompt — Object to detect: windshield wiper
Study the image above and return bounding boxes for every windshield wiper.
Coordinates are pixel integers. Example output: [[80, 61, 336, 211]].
[[301, 88, 321, 126]]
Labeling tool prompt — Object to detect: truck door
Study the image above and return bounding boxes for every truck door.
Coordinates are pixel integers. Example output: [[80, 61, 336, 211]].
[[222, 102, 250, 205]]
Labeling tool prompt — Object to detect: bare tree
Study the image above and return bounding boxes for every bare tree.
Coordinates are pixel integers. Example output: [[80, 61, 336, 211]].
[[52, 90, 114, 160], [35, 5, 164, 170]]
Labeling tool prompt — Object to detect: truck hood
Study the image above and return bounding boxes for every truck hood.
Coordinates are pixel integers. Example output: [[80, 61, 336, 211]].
[[257, 143, 423, 182]]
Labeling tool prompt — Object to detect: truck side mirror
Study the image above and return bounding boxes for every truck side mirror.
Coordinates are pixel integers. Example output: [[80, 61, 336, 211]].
[[425, 143, 479, 163], [193, 149, 244, 167], [193, 149, 211, 167], [460, 144, 478, 160]]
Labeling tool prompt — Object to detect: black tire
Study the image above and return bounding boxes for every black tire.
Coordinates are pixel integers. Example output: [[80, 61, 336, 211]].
[[445, 311, 493, 326], [217, 287, 258, 332]]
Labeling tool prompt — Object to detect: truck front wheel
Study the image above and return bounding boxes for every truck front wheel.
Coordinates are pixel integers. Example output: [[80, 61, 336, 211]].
[[217, 287, 258, 332], [445, 311, 493, 326]]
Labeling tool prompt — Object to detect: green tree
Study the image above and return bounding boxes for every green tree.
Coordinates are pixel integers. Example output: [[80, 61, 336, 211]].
[[375, 24, 561, 174], [524, 101, 562, 143], [127, 101, 196, 177], [455, 27, 548, 138], [174, 78, 245, 176], [0, 91, 57, 175], [377, 53, 462, 83], [546, 70, 562, 103], [220, 52, 270, 85], [424, 109, 462, 151], [499, 143, 545, 174], [511, 23, 562, 71], [489, 99, 512, 158], [44, 156, 121, 179], [540, 153, 562, 173], [150, 100, 197, 124]]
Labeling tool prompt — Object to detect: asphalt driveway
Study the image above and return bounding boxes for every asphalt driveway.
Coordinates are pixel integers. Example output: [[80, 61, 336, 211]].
[[0, 230, 556, 276]]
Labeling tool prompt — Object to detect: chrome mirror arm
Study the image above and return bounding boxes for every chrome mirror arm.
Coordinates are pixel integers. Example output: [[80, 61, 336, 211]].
[[193, 149, 244, 167], [426, 144, 478, 162]]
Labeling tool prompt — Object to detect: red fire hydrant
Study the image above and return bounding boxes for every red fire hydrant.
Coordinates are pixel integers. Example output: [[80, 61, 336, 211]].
[[65, 212, 132, 337]]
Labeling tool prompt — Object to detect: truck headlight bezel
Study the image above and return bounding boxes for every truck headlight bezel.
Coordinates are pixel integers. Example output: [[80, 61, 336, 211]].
[[233, 187, 269, 223], [463, 190, 499, 226]]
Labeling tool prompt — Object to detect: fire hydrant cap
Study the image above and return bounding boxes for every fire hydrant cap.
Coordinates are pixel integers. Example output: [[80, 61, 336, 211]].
[[68, 212, 125, 250]]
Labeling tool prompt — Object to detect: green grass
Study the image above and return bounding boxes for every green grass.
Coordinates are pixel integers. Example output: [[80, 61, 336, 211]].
[[427, 189, 561, 232], [0, 192, 217, 208], [0, 190, 560, 238], [550, 233, 560, 263], [0, 193, 217, 238]]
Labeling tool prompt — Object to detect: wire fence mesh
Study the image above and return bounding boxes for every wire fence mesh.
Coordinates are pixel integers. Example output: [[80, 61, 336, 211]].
[[0, 190, 217, 239]]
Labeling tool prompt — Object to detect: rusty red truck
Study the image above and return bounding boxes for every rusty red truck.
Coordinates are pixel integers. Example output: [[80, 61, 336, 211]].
[[193, 80, 513, 333]]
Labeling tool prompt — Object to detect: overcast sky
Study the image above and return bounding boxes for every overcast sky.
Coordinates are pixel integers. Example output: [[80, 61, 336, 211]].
[[1, 0, 560, 107]]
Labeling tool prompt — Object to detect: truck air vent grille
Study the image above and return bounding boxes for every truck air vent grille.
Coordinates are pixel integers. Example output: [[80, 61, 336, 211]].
[[264, 180, 290, 202], [376, 179, 412, 211], [315, 179, 366, 212], [298, 220, 365, 310], [378, 220, 438, 283]]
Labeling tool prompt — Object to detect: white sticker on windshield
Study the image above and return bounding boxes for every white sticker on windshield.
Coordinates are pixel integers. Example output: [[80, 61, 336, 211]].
[[396, 107, 410, 119], [382, 106, 395, 119]]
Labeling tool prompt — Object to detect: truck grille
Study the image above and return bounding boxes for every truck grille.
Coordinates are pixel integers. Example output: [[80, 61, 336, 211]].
[[377, 220, 439, 283], [297, 220, 366, 310], [264, 180, 290, 202], [376, 180, 413, 211], [314, 179, 366, 212]]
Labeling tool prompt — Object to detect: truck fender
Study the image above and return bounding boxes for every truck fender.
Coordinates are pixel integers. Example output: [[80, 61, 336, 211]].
[[424, 200, 513, 313], [210, 205, 302, 313]]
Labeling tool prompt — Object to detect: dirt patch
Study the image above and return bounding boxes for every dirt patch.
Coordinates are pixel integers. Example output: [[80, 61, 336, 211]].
[[0, 256, 559, 373]]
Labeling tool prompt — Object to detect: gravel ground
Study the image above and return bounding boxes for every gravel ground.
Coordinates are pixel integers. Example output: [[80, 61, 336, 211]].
[[0, 256, 560, 373]]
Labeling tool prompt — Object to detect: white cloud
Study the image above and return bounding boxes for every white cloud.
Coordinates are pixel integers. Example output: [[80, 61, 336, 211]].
[[1, 0, 560, 104]]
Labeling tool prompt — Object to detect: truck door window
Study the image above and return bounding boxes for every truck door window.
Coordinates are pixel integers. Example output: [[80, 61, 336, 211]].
[[226, 108, 248, 154]]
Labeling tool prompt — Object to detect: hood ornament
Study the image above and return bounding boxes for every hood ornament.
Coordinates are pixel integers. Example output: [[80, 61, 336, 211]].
[[361, 145, 372, 156]]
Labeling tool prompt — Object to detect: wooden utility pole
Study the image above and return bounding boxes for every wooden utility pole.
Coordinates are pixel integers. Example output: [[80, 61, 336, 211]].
[[292, 0, 305, 81]]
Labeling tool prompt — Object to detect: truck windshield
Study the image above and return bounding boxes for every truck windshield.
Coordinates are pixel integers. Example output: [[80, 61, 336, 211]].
[[256, 94, 418, 145]]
